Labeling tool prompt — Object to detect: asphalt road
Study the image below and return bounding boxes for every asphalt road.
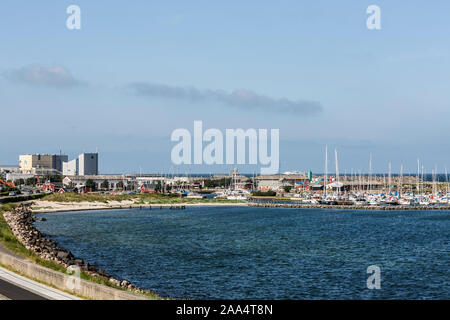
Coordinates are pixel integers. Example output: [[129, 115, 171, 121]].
[[0, 266, 81, 300], [0, 243, 81, 300], [0, 277, 48, 300]]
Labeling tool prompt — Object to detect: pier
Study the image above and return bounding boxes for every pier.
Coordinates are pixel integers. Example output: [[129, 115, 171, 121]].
[[248, 202, 450, 211], [138, 205, 186, 210]]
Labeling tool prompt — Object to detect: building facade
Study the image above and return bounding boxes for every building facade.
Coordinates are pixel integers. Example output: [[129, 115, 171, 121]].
[[79, 153, 98, 175], [62, 159, 78, 176], [19, 154, 68, 174], [256, 174, 309, 191], [62, 153, 98, 176], [63, 175, 130, 190]]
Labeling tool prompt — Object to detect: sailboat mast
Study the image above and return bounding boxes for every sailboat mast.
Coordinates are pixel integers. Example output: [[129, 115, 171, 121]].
[[335, 148, 339, 183], [324, 145, 328, 198], [369, 153, 373, 193], [445, 166, 449, 196], [434, 164, 438, 196], [388, 162, 392, 194], [416, 158, 420, 195], [399, 164, 403, 196], [421, 165, 425, 195]]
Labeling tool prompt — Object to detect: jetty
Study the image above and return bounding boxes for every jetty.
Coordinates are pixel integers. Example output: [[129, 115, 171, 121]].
[[248, 202, 450, 211]]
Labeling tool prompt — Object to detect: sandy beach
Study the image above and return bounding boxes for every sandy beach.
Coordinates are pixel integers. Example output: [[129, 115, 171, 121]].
[[31, 200, 248, 213]]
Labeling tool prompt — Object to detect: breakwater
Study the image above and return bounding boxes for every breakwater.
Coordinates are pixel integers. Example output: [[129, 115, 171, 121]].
[[248, 202, 450, 210], [2, 204, 154, 298]]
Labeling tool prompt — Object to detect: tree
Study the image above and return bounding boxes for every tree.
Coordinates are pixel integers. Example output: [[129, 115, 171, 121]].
[[85, 179, 96, 191], [204, 179, 216, 188], [14, 179, 25, 186], [283, 186, 292, 193], [155, 181, 162, 193], [42, 175, 62, 183], [251, 190, 276, 197], [204, 178, 232, 188], [26, 177, 37, 186], [101, 180, 109, 190]]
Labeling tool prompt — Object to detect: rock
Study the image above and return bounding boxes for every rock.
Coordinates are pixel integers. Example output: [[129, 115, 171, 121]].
[[121, 280, 131, 287], [109, 278, 121, 286], [57, 251, 69, 260], [97, 269, 109, 278], [40, 217, 47, 221]]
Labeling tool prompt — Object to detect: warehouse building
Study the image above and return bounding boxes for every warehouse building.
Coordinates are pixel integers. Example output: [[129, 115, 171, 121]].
[[19, 154, 68, 174]]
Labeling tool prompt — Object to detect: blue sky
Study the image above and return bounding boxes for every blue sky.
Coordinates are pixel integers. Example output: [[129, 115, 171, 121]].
[[1, 1, 450, 174]]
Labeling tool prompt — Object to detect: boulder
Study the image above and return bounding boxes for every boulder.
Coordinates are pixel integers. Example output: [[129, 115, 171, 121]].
[[57, 251, 69, 260], [121, 280, 131, 287], [109, 278, 121, 286]]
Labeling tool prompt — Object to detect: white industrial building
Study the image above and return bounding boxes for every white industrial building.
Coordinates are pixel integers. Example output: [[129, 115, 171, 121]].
[[62, 153, 98, 176], [62, 159, 78, 176], [63, 175, 131, 190], [5, 172, 35, 182]]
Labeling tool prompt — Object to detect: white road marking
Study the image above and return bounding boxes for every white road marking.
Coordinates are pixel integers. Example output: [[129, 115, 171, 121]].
[[0, 266, 82, 300], [0, 293, 11, 300]]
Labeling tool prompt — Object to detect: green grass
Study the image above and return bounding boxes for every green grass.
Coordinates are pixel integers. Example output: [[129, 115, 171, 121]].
[[42, 192, 244, 205], [0, 203, 162, 299], [0, 204, 67, 273]]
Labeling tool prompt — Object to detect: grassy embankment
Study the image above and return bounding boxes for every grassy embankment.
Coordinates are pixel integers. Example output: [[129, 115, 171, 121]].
[[41, 192, 245, 204], [0, 203, 161, 299], [0, 193, 45, 204]]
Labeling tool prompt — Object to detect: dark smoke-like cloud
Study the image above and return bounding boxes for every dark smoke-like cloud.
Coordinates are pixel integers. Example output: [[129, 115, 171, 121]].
[[126, 82, 323, 115]]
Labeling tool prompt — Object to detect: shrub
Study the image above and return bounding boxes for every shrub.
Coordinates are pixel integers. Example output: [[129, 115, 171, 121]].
[[251, 190, 277, 197]]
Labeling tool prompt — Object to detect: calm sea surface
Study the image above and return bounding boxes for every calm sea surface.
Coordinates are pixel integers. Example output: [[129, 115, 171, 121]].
[[34, 206, 449, 299]]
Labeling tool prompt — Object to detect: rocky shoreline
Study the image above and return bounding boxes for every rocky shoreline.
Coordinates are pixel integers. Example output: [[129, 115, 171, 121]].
[[3, 204, 154, 297]]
